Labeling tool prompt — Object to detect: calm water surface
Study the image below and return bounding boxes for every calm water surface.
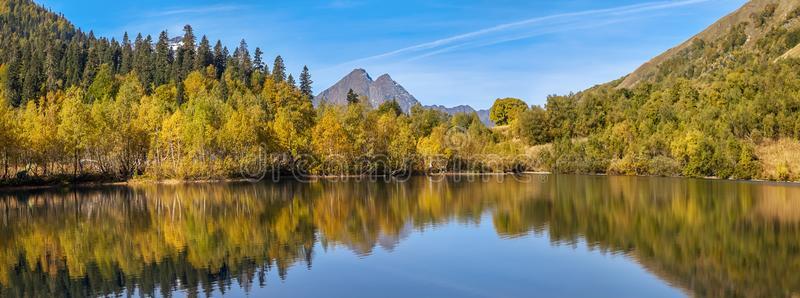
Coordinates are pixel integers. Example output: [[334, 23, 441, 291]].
[[1, 175, 799, 297]]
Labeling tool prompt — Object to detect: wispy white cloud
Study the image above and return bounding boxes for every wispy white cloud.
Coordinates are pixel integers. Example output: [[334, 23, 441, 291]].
[[321, 0, 364, 9], [343, 0, 712, 64], [406, 16, 642, 62], [149, 4, 246, 17]]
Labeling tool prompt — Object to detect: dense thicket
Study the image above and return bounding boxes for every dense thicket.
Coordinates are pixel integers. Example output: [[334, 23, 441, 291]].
[[511, 5, 800, 180]]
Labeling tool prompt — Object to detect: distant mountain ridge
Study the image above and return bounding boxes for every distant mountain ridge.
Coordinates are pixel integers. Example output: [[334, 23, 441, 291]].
[[317, 69, 494, 126]]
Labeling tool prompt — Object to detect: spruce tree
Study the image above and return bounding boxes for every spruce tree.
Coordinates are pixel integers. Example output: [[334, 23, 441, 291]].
[[213, 40, 226, 79], [272, 55, 286, 82], [44, 43, 62, 92], [132, 33, 144, 72], [120, 32, 133, 74], [195, 35, 212, 70], [154, 31, 172, 86], [176, 81, 185, 105], [287, 74, 296, 87], [253, 47, 264, 72], [299, 65, 313, 98], [346, 89, 359, 105], [137, 34, 155, 90], [235, 39, 251, 81], [178, 25, 196, 78]]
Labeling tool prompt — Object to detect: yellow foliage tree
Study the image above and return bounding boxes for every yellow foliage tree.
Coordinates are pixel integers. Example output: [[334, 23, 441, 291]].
[[57, 87, 89, 176]]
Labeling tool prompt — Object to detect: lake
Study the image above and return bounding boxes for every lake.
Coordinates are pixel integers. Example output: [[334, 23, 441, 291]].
[[0, 175, 798, 297]]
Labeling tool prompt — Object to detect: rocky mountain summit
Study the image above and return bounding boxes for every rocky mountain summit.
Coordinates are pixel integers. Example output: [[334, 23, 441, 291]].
[[317, 69, 494, 126], [315, 69, 420, 112]]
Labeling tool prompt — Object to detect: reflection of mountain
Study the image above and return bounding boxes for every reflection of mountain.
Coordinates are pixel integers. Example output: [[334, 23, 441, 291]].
[[1, 177, 800, 297]]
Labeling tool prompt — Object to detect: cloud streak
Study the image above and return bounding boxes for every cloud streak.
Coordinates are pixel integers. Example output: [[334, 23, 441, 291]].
[[149, 4, 246, 17], [344, 0, 712, 64], [321, 0, 364, 9]]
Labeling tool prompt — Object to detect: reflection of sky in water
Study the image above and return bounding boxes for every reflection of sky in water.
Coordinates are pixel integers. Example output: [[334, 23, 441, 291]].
[[221, 213, 683, 298]]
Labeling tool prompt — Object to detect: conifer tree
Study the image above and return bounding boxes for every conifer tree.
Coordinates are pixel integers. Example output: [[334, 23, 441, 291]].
[[154, 31, 172, 86], [120, 32, 133, 74], [235, 39, 251, 81], [195, 35, 213, 70], [346, 89, 359, 105], [299, 66, 313, 98], [134, 34, 155, 89], [213, 40, 226, 79], [287, 74, 296, 87], [272, 55, 286, 82], [178, 25, 196, 79], [253, 47, 264, 72], [44, 43, 62, 92]]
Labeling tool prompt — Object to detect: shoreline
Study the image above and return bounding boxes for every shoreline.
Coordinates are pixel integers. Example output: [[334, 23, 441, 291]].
[[2, 171, 799, 191]]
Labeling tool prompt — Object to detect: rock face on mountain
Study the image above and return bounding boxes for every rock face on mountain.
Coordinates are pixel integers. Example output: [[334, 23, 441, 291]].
[[619, 0, 800, 89], [318, 69, 494, 126], [315, 69, 420, 112], [369, 74, 420, 112]]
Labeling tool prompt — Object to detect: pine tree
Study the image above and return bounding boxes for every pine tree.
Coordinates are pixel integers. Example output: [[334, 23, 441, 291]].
[[154, 31, 172, 86], [63, 39, 83, 89], [287, 74, 296, 87], [346, 89, 359, 105], [195, 35, 212, 70], [6, 46, 22, 107], [120, 32, 133, 74], [176, 82, 185, 106], [299, 66, 312, 98], [44, 43, 63, 92], [213, 40, 226, 79], [272, 55, 286, 82], [235, 39, 251, 81], [133, 34, 155, 90], [253, 47, 264, 72], [178, 25, 196, 79], [22, 42, 43, 103]]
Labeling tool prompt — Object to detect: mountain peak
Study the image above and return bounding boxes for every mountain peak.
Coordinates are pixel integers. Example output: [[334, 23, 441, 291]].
[[346, 68, 372, 81], [375, 74, 393, 81], [315, 69, 418, 111]]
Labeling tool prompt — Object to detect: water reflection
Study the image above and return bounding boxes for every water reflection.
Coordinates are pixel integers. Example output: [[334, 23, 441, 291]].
[[0, 175, 799, 297]]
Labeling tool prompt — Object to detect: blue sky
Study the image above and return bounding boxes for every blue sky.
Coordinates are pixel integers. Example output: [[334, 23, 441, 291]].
[[38, 0, 746, 109]]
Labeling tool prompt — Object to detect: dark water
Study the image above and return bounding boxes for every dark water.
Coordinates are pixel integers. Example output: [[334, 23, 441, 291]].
[[1, 175, 799, 297]]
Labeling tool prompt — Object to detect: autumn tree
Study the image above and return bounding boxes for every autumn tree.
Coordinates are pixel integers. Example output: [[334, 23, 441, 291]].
[[515, 105, 551, 145], [489, 97, 528, 126], [377, 100, 402, 116], [57, 87, 89, 176]]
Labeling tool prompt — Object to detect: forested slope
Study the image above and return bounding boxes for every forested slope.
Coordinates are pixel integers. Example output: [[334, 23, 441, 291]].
[[512, 0, 800, 180]]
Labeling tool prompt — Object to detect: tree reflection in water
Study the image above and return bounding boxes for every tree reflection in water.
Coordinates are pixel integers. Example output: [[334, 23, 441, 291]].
[[0, 175, 799, 297]]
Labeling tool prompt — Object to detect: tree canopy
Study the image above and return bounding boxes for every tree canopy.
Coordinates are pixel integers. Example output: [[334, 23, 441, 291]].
[[489, 97, 528, 125]]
